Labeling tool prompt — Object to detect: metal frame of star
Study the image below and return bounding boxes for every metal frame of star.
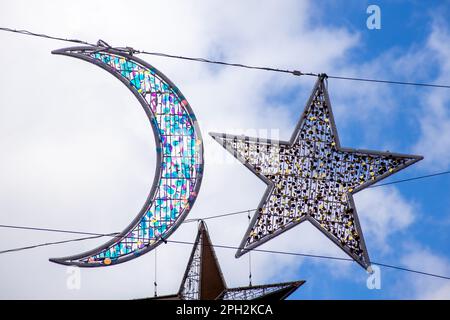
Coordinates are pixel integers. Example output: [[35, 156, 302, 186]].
[[147, 221, 304, 300], [210, 75, 423, 270]]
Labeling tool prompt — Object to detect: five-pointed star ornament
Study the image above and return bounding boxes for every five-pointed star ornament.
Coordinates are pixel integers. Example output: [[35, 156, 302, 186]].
[[145, 221, 304, 300], [210, 75, 423, 270]]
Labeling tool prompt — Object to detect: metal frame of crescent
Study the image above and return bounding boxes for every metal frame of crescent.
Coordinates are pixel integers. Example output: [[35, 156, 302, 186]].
[[49, 46, 204, 267]]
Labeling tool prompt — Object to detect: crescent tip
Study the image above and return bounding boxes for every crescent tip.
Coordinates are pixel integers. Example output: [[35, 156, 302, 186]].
[[49, 257, 72, 266], [51, 48, 69, 55], [51, 46, 95, 56]]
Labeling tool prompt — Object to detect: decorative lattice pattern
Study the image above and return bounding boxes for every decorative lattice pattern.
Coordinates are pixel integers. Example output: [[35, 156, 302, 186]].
[[179, 235, 201, 300], [211, 78, 422, 268], [222, 284, 292, 300]]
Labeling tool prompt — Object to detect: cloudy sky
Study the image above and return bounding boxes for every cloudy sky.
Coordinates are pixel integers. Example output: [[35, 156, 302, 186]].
[[1, 0, 450, 299]]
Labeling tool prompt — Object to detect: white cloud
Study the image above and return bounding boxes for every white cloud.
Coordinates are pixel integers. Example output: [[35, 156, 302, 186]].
[[0, 0, 361, 299], [399, 247, 450, 299], [413, 23, 450, 169], [0, 0, 433, 300], [354, 187, 416, 253]]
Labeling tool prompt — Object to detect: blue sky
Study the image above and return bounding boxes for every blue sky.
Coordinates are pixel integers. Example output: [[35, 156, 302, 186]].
[[285, 0, 450, 299], [0, 0, 450, 299]]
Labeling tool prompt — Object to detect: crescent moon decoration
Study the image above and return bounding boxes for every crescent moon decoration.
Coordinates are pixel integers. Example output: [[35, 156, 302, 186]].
[[49, 46, 204, 267]]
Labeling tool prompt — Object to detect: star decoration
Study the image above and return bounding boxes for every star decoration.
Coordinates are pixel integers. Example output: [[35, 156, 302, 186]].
[[146, 221, 304, 300], [210, 75, 423, 269]]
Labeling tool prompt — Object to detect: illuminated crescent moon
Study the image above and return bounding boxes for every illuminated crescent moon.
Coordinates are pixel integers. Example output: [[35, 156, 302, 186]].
[[49, 46, 204, 267]]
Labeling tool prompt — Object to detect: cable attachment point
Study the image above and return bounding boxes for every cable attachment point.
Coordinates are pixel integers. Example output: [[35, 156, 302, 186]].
[[110, 45, 139, 56], [319, 73, 329, 80], [96, 39, 112, 48], [124, 46, 139, 56]]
